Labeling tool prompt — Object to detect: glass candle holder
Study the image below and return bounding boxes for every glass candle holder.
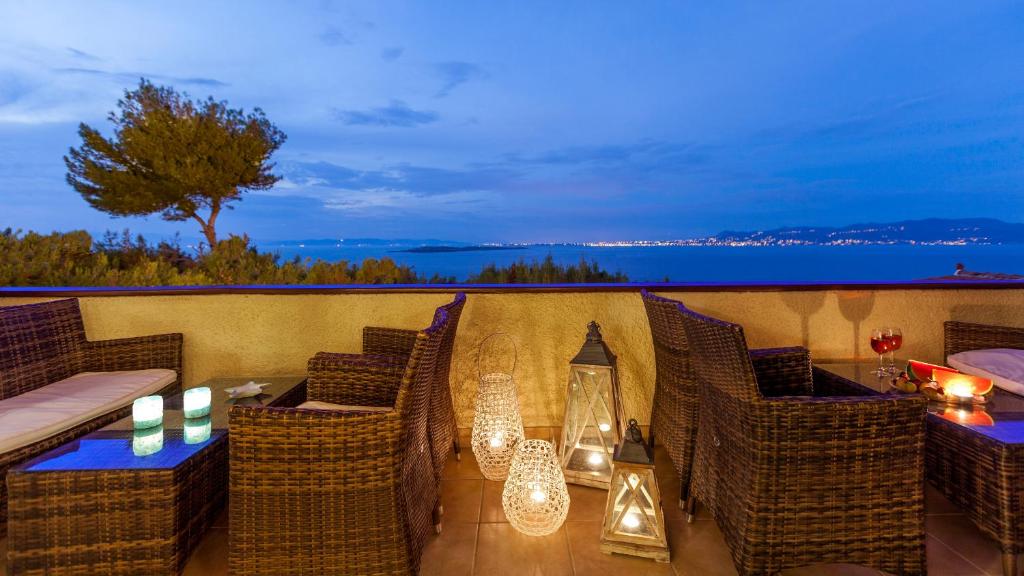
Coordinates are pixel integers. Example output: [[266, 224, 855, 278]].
[[132, 425, 164, 456], [184, 416, 212, 444], [183, 387, 212, 418], [132, 395, 163, 430]]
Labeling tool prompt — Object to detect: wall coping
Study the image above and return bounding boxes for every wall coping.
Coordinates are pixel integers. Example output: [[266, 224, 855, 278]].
[[3, 279, 1024, 296]]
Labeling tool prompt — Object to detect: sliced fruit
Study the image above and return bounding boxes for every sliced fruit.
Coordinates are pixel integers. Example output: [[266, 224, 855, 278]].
[[906, 360, 958, 382], [932, 370, 994, 396]]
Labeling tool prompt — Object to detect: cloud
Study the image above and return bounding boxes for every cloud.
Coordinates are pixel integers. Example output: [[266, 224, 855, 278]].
[[381, 47, 404, 61], [319, 27, 352, 47], [53, 67, 227, 87], [66, 47, 101, 61], [322, 188, 492, 213], [333, 100, 439, 127], [433, 61, 486, 97]]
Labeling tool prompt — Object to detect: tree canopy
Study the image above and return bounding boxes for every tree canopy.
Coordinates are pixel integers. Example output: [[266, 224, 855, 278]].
[[64, 79, 286, 247]]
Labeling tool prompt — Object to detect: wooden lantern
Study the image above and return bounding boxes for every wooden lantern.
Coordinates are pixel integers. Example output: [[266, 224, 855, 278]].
[[600, 419, 669, 562], [559, 321, 625, 489]]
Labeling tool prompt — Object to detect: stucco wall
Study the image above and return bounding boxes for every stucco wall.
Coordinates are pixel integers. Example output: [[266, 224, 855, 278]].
[[3, 288, 1023, 427]]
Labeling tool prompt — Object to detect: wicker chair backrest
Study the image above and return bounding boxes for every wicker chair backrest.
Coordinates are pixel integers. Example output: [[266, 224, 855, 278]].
[[0, 298, 86, 400], [398, 308, 448, 563], [677, 304, 762, 402], [641, 290, 693, 384]]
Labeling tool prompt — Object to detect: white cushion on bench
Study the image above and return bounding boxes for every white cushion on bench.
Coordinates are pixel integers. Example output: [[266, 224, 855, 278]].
[[0, 369, 177, 453], [947, 348, 1024, 397]]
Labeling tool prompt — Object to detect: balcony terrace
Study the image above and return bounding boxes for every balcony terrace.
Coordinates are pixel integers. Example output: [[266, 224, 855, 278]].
[[1, 280, 1023, 575]]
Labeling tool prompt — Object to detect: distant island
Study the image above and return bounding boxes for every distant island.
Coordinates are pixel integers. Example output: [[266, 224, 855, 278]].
[[395, 245, 526, 253]]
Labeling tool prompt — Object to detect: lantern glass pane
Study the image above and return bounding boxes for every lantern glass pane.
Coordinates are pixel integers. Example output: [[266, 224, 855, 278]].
[[610, 469, 660, 539], [560, 365, 618, 484]]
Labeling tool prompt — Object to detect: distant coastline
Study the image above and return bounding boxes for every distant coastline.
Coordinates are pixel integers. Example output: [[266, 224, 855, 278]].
[[394, 245, 526, 254]]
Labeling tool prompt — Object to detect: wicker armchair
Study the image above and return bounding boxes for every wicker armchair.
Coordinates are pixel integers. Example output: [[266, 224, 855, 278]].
[[0, 298, 182, 534], [641, 290, 817, 509], [679, 305, 928, 576], [229, 309, 449, 576], [640, 290, 699, 508]]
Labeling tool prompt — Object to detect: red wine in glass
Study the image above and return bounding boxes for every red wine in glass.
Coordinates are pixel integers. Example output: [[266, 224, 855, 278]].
[[885, 328, 903, 374], [870, 328, 889, 376]]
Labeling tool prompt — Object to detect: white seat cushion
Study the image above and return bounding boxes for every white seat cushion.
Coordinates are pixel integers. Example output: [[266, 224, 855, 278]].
[[298, 400, 393, 413], [0, 369, 177, 453], [947, 348, 1024, 397]]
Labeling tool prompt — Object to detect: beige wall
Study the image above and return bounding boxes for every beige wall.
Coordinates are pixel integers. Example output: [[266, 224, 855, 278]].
[[3, 288, 1023, 427]]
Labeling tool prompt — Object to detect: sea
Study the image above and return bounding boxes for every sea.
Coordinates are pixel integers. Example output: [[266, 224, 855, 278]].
[[254, 243, 1024, 283]]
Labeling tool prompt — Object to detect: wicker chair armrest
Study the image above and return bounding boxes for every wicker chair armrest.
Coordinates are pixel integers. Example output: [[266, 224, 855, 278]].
[[945, 321, 1024, 358], [764, 394, 927, 443], [362, 326, 419, 358], [307, 352, 407, 406], [80, 333, 183, 380], [749, 346, 813, 397]]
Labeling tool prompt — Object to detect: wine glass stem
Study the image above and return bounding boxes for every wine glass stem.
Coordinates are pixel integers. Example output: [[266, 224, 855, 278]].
[[888, 350, 895, 373], [878, 353, 885, 374]]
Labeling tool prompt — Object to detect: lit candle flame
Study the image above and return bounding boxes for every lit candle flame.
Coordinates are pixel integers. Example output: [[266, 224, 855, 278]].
[[622, 512, 640, 529], [588, 451, 604, 466], [598, 423, 611, 432], [947, 379, 974, 399], [489, 433, 503, 448]]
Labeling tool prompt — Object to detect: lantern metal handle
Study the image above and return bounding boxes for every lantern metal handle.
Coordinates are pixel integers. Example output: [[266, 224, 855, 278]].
[[476, 332, 518, 379]]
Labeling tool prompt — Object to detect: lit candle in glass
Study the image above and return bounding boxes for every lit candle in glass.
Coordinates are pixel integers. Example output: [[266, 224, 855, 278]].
[[184, 416, 212, 444], [132, 395, 163, 429], [622, 510, 641, 530], [183, 387, 212, 418], [588, 451, 604, 467], [490, 431, 504, 448], [133, 425, 164, 456]]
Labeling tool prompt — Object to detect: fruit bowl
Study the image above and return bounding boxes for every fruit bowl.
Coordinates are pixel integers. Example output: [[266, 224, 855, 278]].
[[889, 366, 990, 406]]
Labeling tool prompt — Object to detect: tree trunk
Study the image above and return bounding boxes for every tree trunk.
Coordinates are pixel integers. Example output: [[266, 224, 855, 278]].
[[192, 201, 221, 248]]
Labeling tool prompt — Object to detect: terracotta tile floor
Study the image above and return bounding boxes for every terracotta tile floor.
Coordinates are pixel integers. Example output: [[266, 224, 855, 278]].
[[0, 430, 1012, 575]]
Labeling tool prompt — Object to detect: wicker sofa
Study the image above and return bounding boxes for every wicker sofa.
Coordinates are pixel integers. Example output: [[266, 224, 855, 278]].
[[0, 298, 183, 534], [679, 304, 928, 575], [229, 306, 451, 575]]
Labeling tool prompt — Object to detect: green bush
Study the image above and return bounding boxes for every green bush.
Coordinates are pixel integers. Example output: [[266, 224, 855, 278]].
[[0, 229, 628, 285]]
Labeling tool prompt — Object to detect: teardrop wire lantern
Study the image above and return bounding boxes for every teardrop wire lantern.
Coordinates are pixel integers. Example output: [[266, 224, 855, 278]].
[[471, 334, 525, 481], [502, 439, 571, 536]]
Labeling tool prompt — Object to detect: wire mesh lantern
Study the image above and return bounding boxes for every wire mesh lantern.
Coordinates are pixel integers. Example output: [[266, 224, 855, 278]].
[[600, 419, 670, 562], [471, 334, 525, 481], [502, 439, 571, 536], [559, 321, 625, 489]]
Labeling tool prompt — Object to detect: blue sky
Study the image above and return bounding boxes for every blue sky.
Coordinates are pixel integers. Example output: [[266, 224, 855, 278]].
[[1, 0, 1022, 243]]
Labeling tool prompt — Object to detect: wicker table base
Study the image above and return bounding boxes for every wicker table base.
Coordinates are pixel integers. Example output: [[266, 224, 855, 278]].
[[7, 376, 306, 576]]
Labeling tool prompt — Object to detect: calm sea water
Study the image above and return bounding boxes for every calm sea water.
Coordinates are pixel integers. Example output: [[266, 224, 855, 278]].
[[256, 243, 1024, 283]]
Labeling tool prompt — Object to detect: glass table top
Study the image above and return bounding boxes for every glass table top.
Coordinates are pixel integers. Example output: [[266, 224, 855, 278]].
[[15, 375, 306, 473], [815, 361, 1024, 445]]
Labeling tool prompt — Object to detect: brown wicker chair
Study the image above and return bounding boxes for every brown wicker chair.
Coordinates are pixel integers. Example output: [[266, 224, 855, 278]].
[[938, 321, 1024, 574], [228, 309, 449, 576], [0, 298, 182, 535], [640, 289, 699, 508], [679, 304, 928, 575], [641, 289, 818, 509]]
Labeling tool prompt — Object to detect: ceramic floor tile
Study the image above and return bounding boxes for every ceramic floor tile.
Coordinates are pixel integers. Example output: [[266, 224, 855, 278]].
[[474, 523, 573, 576], [564, 521, 675, 575], [925, 535, 988, 576], [480, 480, 509, 523], [564, 484, 608, 523], [183, 527, 229, 576], [421, 522, 478, 576], [444, 448, 486, 480], [441, 478, 485, 524], [926, 514, 1003, 575], [664, 513, 737, 576]]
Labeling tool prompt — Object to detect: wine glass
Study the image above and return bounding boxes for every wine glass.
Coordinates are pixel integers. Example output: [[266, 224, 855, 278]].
[[885, 327, 903, 374], [869, 328, 890, 376]]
